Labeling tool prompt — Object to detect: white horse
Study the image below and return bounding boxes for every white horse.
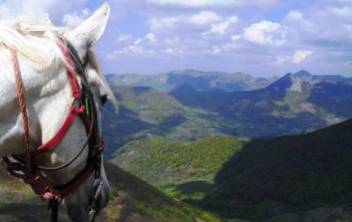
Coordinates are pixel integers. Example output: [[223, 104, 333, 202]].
[[0, 3, 115, 221]]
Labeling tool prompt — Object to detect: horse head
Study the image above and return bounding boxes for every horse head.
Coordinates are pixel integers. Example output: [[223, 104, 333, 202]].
[[0, 3, 115, 221]]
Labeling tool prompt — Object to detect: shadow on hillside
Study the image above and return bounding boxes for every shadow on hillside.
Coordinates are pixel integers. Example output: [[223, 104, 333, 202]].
[[175, 181, 214, 195], [199, 119, 352, 220], [168, 85, 231, 112], [0, 202, 71, 222]]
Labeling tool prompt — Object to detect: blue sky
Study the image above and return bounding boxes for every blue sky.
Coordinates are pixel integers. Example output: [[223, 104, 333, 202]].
[[0, 0, 351, 77]]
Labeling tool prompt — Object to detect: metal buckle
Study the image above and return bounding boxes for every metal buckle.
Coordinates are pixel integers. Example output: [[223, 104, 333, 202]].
[[88, 208, 97, 222]]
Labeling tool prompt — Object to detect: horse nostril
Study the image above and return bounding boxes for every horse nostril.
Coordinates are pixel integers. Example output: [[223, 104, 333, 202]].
[[100, 94, 108, 105]]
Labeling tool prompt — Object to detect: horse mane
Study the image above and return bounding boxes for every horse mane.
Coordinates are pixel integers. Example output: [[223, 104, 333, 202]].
[[0, 16, 68, 68]]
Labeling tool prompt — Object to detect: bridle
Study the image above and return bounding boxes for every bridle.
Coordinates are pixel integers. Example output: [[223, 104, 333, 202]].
[[3, 36, 104, 222], [2, 36, 105, 222]]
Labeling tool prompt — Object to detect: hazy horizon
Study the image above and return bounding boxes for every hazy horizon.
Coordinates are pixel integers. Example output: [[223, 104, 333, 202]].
[[105, 68, 350, 78]]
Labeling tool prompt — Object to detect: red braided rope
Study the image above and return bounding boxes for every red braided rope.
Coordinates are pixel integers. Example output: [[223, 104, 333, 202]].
[[10, 49, 32, 171]]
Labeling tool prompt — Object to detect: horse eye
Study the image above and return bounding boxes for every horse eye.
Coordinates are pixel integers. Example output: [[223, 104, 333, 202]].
[[100, 94, 108, 105]]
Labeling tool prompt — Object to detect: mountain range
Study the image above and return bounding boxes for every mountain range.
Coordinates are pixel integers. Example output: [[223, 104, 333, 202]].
[[106, 69, 277, 92], [170, 70, 352, 137], [103, 69, 352, 155]]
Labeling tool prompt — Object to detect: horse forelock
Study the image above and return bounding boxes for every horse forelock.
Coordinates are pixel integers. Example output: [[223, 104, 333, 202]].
[[0, 16, 69, 70]]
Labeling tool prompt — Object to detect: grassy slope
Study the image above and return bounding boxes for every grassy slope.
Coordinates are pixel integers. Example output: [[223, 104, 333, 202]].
[[0, 163, 221, 222], [102, 163, 222, 222], [112, 136, 247, 207], [0, 167, 72, 222], [209, 119, 352, 221], [113, 137, 246, 186]]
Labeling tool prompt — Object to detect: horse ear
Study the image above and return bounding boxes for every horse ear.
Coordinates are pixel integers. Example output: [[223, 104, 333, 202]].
[[64, 3, 110, 57]]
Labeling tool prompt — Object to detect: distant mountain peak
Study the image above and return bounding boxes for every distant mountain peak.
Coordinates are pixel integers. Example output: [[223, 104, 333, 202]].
[[267, 71, 315, 93], [294, 70, 312, 77], [265, 73, 292, 91], [166, 69, 251, 78]]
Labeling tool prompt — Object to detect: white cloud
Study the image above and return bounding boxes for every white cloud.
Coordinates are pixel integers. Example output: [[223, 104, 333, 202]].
[[162, 47, 184, 57], [231, 35, 241, 41], [330, 6, 352, 17], [243, 20, 286, 45], [62, 14, 83, 27], [15, 0, 56, 16], [149, 11, 222, 31], [117, 34, 133, 43], [62, 8, 90, 27], [165, 37, 181, 45], [292, 49, 313, 64], [145, 33, 156, 42], [212, 46, 221, 54], [82, 8, 90, 17], [275, 50, 313, 65], [204, 16, 238, 35], [0, 1, 90, 26], [0, 0, 56, 19], [214, 41, 240, 53], [149, 17, 178, 30], [147, 0, 242, 7], [189, 11, 221, 25], [107, 44, 146, 60], [275, 55, 287, 65], [283, 10, 318, 45], [285, 10, 303, 21], [147, 0, 279, 8], [134, 38, 144, 45], [107, 33, 159, 59]]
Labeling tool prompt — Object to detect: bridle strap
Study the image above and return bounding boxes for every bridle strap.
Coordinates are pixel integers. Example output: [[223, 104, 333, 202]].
[[5, 39, 104, 222], [11, 49, 32, 171], [31, 38, 84, 155]]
